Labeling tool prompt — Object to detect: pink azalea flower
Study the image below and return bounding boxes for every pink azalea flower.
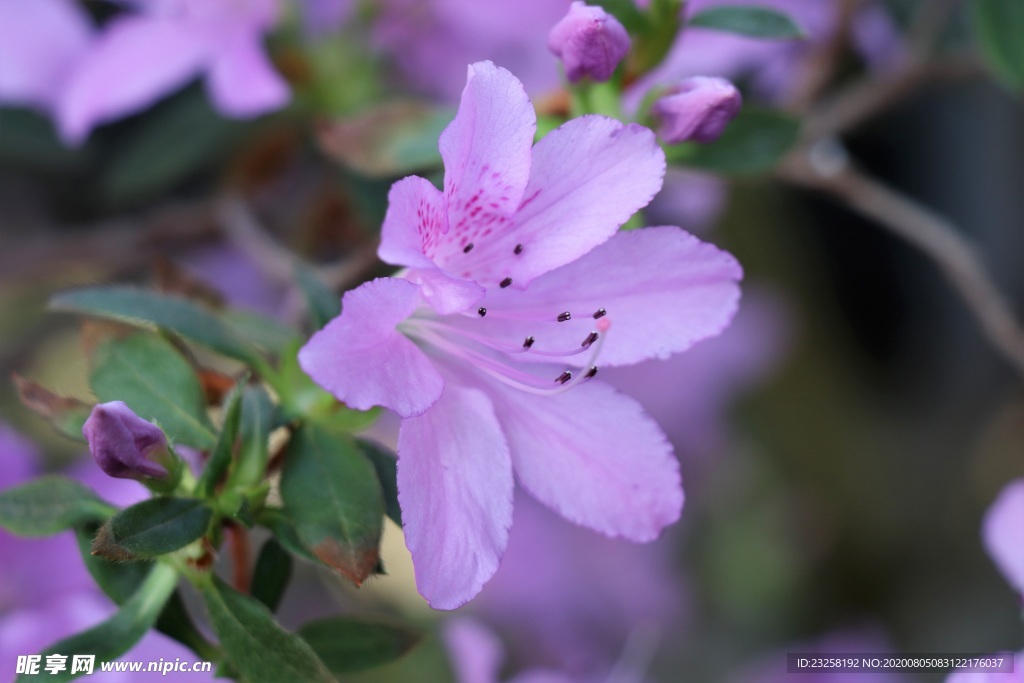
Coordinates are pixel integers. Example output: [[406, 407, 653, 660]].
[[373, 0, 572, 101], [467, 495, 687, 675], [445, 618, 582, 683], [0, 0, 94, 112], [982, 479, 1024, 596], [57, 0, 289, 144], [944, 482, 1024, 683], [300, 61, 741, 609]]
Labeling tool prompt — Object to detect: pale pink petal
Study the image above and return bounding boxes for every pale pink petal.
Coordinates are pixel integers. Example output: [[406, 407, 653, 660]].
[[982, 479, 1024, 594], [205, 28, 289, 117], [435, 61, 535, 271], [0, 0, 93, 110], [379, 175, 447, 270], [485, 377, 682, 541], [454, 227, 742, 366], [398, 386, 514, 609], [298, 278, 444, 418], [406, 268, 485, 315], [482, 116, 665, 287], [379, 176, 485, 313], [443, 618, 504, 683], [57, 16, 209, 143], [509, 673, 578, 683]]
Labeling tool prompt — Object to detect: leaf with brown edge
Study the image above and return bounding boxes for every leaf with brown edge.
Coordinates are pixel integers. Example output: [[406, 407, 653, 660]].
[[279, 425, 384, 586], [154, 258, 226, 309], [13, 373, 92, 442], [316, 101, 452, 177]]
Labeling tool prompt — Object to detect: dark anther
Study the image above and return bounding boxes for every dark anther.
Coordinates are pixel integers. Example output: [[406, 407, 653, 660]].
[[500, 277, 513, 288], [523, 336, 535, 349], [557, 311, 572, 322], [585, 366, 598, 379], [477, 307, 487, 317], [593, 308, 607, 319], [555, 370, 573, 384], [581, 331, 598, 348], [463, 243, 474, 253], [514, 244, 524, 255]]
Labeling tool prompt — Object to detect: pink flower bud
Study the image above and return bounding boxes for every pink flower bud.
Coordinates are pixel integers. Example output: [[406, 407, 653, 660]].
[[548, 2, 631, 83], [82, 401, 170, 481], [652, 76, 742, 144]]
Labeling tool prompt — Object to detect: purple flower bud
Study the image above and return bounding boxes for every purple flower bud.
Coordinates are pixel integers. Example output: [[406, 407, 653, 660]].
[[548, 2, 631, 83], [652, 76, 743, 144], [82, 401, 170, 481]]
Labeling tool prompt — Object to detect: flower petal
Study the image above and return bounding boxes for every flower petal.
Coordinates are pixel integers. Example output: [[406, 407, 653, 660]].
[[298, 278, 444, 418], [0, 0, 93, 111], [205, 29, 289, 117], [443, 618, 504, 683], [398, 386, 513, 609], [406, 268, 485, 315], [486, 377, 682, 541], [457, 226, 742, 366], [379, 175, 447, 270], [57, 16, 210, 144], [494, 115, 665, 287], [434, 61, 535, 271], [380, 176, 485, 313], [983, 479, 1024, 594]]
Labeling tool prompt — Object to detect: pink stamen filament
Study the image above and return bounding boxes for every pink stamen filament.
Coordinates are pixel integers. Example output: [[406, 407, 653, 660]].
[[403, 320, 607, 397], [411, 319, 594, 358]]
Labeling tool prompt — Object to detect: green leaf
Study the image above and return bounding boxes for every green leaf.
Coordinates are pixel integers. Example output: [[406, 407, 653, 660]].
[[669, 107, 800, 175], [259, 508, 325, 566], [299, 616, 422, 674], [226, 385, 277, 490], [973, 0, 1024, 90], [201, 575, 334, 683], [100, 88, 242, 206], [89, 332, 216, 449], [252, 538, 293, 613], [17, 562, 178, 682], [221, 310, 299, 356], [0, 477, 115, 536], [74, 530, 220, 659], [92, 497, 212, 561], [13, 374, 92, 443], [295, 265, 341, 331], [357, 439, 402, 527], [51, 286, 264, 367], [632, 0, 683, 72], [279, 425, 385, 586], [0, 108, 93, 173], [317, 101, 452, 177], [688, 5, 805, 39], [75, 523, 150, 603], [155, 591, 222, 661], [196, 380, 245, 498]]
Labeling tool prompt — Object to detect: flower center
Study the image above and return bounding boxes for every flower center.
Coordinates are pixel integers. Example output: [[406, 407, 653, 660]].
[[402, 308, 612, 397]]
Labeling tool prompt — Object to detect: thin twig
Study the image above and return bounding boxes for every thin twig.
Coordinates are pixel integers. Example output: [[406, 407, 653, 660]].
[[780, 146, 1024, 379], [789, 0, 863, 113], [804, 56, 984, 139], [227, 521, 252, 594], [907, 0, 961, 60]]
